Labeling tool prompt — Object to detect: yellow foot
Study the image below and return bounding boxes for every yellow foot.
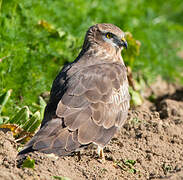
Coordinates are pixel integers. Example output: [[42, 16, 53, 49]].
[[97, 146, 105, 163]]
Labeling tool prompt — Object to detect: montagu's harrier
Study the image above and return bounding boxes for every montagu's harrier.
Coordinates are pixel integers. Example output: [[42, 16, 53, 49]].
[[19, 23, 130, 158]]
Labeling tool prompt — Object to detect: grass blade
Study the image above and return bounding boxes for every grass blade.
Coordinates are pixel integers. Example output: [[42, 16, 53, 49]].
[[8, 106, 29, 126], [0, 89, 12, 114], [27, 111, 41, 133]]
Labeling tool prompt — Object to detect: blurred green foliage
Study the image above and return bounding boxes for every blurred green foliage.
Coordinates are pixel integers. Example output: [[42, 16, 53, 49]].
[[0, 0, 183, 114]]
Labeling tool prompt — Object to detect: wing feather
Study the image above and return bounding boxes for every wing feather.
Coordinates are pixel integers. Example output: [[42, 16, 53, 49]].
[[20, 63, 130, 156]]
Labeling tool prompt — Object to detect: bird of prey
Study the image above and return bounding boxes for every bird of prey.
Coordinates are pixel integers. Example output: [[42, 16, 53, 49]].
[[19, 23, 130, 159]]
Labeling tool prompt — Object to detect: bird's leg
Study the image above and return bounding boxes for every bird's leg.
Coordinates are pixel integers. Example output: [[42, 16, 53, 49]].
[[97, 146, 105, 162], [76, 151, 81, 162]]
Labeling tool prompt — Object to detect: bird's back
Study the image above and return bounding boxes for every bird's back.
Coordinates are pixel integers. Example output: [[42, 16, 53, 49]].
[[19, 62, 130, 156]]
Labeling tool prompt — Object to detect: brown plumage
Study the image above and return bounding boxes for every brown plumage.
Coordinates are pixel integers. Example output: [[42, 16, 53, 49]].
[[19, 23, 130, 157]]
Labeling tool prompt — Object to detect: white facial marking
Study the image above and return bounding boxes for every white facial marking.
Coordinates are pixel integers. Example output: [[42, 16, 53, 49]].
[[102, 35, 118, 48]]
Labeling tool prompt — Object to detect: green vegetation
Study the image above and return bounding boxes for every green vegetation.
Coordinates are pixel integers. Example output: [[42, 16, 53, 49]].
[[114, 159, 139, 174], [53, 176, 71, 180], [22, 156, 35, 169], [0, 90, 46, 143], [0, 0, 183, 117]]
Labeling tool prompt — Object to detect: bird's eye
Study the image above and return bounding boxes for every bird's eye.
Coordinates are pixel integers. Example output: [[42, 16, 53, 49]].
[[106, 33, 112, 39]]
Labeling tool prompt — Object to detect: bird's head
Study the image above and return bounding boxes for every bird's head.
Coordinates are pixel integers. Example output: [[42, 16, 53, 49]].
[[83, 23, 127, 53]]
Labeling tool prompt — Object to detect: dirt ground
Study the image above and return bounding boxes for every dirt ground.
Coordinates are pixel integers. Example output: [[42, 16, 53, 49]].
[[0, 78, 183, 180]]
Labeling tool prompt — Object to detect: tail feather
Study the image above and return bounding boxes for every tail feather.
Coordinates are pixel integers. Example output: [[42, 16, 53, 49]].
[[18, 145, 35, 156]]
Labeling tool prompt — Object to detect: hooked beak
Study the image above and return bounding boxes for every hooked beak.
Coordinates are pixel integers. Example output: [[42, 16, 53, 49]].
[[121, 37, 128, 49]]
